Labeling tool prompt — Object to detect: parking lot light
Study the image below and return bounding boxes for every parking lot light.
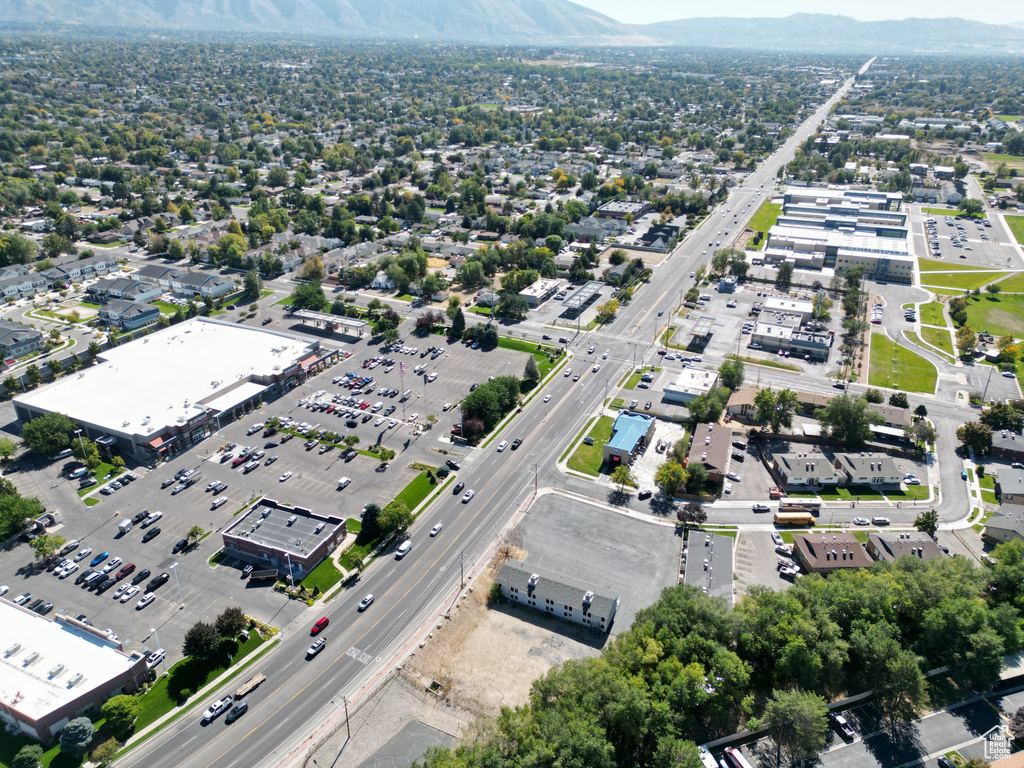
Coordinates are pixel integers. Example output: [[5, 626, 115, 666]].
[[170, 562, 183, 605]]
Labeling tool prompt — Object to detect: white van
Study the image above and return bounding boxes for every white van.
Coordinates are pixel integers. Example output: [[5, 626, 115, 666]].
[[371, 401, 384, 412], [402, 389, 412, 400], [69, 467, 89, 479], [55, 448, 74, 460], [396, 540, 412, 558]]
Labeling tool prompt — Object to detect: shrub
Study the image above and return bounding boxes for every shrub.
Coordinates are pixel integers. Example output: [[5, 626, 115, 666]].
[[179, 687, 192, 702], [487, 582, 504, 605]]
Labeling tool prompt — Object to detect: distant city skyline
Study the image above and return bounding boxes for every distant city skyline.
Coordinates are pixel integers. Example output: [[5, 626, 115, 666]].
[[572, 1, 1018, 26]]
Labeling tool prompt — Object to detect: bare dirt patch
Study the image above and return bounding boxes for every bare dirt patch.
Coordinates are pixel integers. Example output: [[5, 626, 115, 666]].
[[403, 550, 606, 716], [427, 257, 449, 269]]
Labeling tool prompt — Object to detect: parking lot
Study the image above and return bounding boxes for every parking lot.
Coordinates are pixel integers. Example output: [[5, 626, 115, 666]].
[[912, 210, 1015, 268], [682, 531, 734, 606], [733, 531, 801, 598], [520, 493, 680, 632], [0, 322, 546, 668]]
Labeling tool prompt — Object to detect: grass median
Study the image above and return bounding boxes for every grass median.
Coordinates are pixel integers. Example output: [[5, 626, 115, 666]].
[[868, 333, 937, 393]]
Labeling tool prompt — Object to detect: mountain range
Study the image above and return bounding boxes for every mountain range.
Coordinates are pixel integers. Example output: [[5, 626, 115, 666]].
[[1, 0, 1023, 53]]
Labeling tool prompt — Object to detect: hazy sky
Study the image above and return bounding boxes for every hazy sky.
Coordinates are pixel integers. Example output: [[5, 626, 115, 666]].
[[571, 1, 1019, 26]]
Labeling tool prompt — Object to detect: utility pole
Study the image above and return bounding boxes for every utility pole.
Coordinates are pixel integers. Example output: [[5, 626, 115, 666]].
[[344, 696, 350, 739], [460, 550, 465, 588]]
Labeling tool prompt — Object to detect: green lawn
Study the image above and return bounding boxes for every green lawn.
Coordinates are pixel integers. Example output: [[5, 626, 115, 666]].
[[567, 415, 614, 476], [134, 631, 267, 731], [931, 287, 969, 297], [819, 486, 887, 502], [979, 473, 995, 491], [339, 541, 374, 572], [920, 271, 1009, 291], [995, 115, 1024, 123], [994, 273, 1024, 292], [748, 200, 782, 234], [1006, 216, 1024, 247], [888, 485, 932, 500], [982, 152, 1024, 167], [919, 301, 946, 326], [76, 461, 120, 497], [300, 557, 344, 594], [917, 257, 988, 272], [393, 470, 436, 511], [726, 354, 801, 372], [982, 490, 999, 504], [868, 333, 938, 393], [498, 336, 559, 379], [274, 295, 295, 306], [962, 293, 1024, 338], [920, 325, 955, 357], [921, 207, 963, 217]]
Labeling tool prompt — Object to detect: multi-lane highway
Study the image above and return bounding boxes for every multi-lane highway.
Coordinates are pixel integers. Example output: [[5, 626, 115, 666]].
[[122, 62, 874, 768]]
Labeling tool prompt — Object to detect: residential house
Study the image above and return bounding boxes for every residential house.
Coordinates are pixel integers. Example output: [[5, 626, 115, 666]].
[[86, 278, 162, 304], [166, 272, 233, 299], [97, 300, 161, 331], [686, 423, 732, 483], [0, 270, 49, 300], [725, 387, 759, 421], [772, 450, 842, 489], [638, 224, 680, 250], [866, 532, 945, 563], [832, 452, 903, 486], [996, 468, 1024, 504], [792, 533, 873, 575], [43, 253, 118, 284], [495, 559, 618, 634], [0, 320, 45, 359], [371, 271, 395, 291], [982, 503, 1024, 544], [991, 431, 1024, 463]]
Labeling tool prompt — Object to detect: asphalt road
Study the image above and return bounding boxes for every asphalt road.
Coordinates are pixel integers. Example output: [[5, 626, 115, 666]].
[[120, 65, 872, 768]]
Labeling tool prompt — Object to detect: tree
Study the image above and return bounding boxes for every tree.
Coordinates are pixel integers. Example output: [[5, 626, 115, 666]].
[[611, 465, 637, 491], [12, 744, 43, 768], [980, 402, 1024, 432], [101, 694, 140, 739], [915, 404, 928, 418], [957, 421, 993, 456], [889, 392, 910, 409], [815, 395, 883, 449], [957, 325, 977, 355], [874, 649, 927, 727], [1009, 706, 1024, 741], [182, 621, 220, 662], [753, 388, 799, 433], [775, 262, 794, 290], [60, 716, 95, 755], [90, 738, 121, 767], [4, 375, 19, 395], [0, 437, 17, 460], [496, 293, 529, 321], [30, 533, 65, 560], [450, 308, 466, 340], [686, 463, 710, 495], [524, 356, 540, 386], [718, 358, 745, 391], [687, 386, 730, 423], [301, 254, 325, 281], [497, 523, 525, 561], [596, 300, 619, 323], [242, 269, 262, 299], [865, 388, 885, 404], [907, 419, 937, 447], [378, 501, 413, 538], [185, 524, 205, 545], [215, 606, 247, 638], [289, 281, 328, 311], [654, 461, 687, 497], [88, 341, 101, 359], [18, 411, 80, 456], [763, 689, 829, 767], [676, 502, 707, 528], [360, 503, 382, 541], [26, 364, 42, 388], [914, 509, 939, 537]]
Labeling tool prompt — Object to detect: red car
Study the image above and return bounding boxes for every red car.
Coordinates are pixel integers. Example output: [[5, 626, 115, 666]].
[[311, 616, 329, 635]]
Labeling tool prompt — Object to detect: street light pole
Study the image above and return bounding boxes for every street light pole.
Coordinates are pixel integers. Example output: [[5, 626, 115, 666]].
[[151, 627, 162, 655], [75, 428, 86, 457], [170, 562, 183, 604]]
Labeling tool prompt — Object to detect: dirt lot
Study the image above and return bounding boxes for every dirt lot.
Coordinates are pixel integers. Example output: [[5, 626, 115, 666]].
[[403, 550, 606, 715]]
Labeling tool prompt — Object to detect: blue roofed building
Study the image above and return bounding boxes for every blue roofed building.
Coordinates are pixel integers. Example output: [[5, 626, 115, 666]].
[[602, 411, 656, 466]]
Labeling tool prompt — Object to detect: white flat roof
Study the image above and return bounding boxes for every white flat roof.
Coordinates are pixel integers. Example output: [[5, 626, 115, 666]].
[[15, 318, 317, 438], [0, 603, 139, 722]]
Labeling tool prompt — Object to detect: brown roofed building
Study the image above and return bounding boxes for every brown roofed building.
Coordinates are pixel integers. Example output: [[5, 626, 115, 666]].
[[865, 532, 944, 563], [686, 423, 732, 482], [792, 533, 873, 575]]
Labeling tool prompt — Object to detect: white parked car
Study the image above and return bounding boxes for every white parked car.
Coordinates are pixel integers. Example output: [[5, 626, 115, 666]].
[[146, 648, 166, 668], [771, 531, 784, 546], [74, 547, 93, 562], [279, 471, 292, 482], [103, 556, 123, 573], [726, 471, 741, 482], [137, 593, 156, 609], [120, 585, 140, 603]]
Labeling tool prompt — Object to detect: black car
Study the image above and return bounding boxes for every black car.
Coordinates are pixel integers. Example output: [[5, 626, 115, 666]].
[[172, 538, 188, 554], [637, 490, 653, 500], [75, 568, 95, 585], [132, 511, 150, 524], [44, 554, 62, 572], [36, 601, 54, 615], [453, 481, 465, 494], [828, 712, 855, 741], [445, 459, 461, 471], [95, 577, 117, 594], [225, 701, 249, 723], [131, 568, 152, 585], [147, 572, 170, 591], [27, 598, 44, 611], [511, 438, 522, 450], [142, 526, 162, 543]]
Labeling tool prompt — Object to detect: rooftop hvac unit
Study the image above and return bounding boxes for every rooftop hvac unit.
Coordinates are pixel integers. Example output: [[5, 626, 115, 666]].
[[48, 663, 64, 678], [67, 672, 83, 688], [583, 591, 594, 604], [23, 651, 39, 665], [5, 642, 21, 656]]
